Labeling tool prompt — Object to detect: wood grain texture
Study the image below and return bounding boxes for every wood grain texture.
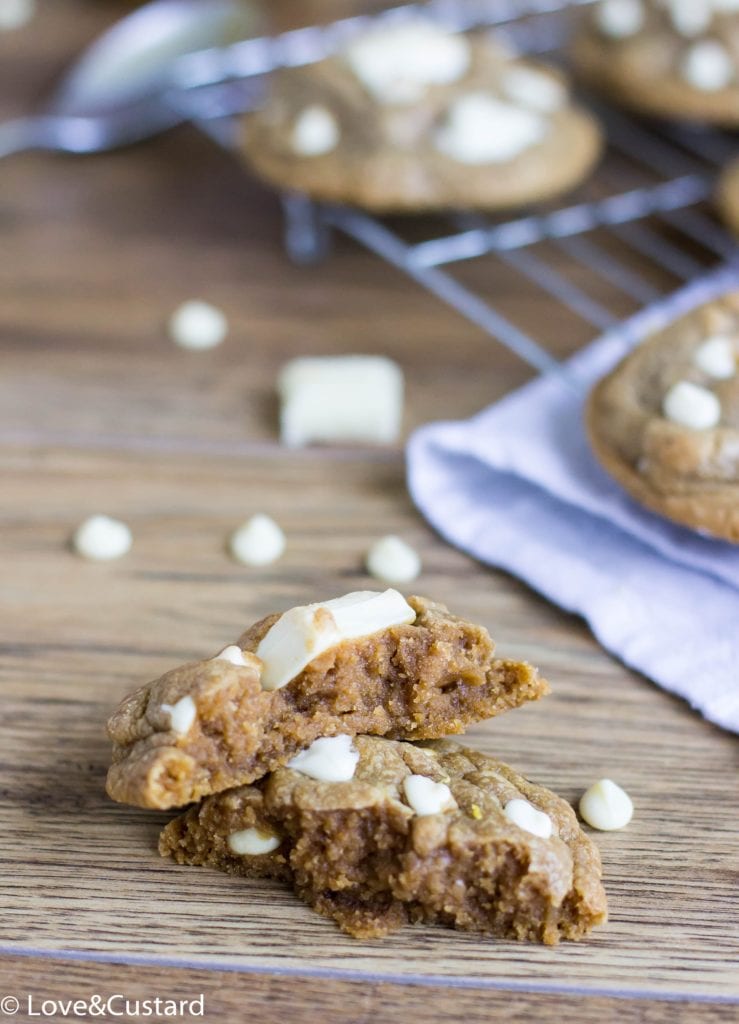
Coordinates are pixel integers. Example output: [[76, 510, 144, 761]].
[[0, 2, 737, 1021]]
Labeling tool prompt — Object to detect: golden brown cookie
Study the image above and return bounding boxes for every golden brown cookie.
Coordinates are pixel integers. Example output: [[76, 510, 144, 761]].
[[160, 735, 608, 944], [240, 18, 603, 212], [587, 293, 739, 541], [106, 593, 549, 810], [574, 0, 739, 126]]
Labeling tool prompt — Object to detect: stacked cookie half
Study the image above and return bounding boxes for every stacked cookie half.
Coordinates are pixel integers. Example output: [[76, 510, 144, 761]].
[[106, 591, 608, 943]]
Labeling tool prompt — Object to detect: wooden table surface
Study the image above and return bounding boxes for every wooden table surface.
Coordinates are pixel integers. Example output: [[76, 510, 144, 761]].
[[1, 3, 738, 1022]]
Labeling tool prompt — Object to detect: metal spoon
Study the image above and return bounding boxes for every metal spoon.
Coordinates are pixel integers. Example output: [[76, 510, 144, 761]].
[[0, 0, 262, 159]]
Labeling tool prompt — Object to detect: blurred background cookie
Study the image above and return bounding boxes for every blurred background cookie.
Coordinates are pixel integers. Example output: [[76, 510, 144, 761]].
[[574, 0, 739, 126], [240, 17, 603, 212], [587, 294, 739, 543], [718, 155, 739, 236]]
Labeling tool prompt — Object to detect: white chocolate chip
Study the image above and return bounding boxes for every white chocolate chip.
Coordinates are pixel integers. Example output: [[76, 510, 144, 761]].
[[227, 827, 281, 855], [287, 735, 359, 782], [168, 300, 228, 351], [596, 0, 645, 38], [229, 514, 286, 567], [278, 355, 404, 448], [213, 645, 248, 667], [160, 695, 197, 735], [403, 774, 457, 816], [692, 336, 736, 379], [663, 380, 721, 430], [256, 589, 415, 691], [365, 535, 421, 586], [72, 515, 132, 561], [579, 778, 633, 831], [501, 66, 567, 113], [667, 0, 712, 37], [504, 798, 553, 838], [291, 105, 340, 156], [681, 40, 734, 91], [435, 93, 546, 165], [0, 0, 35, 30], [345, 20, 470, 105]]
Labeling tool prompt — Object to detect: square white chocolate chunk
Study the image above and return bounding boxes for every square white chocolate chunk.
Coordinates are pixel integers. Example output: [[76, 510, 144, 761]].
[[256, 589, 415, 691], [278, 355, 404, 447]]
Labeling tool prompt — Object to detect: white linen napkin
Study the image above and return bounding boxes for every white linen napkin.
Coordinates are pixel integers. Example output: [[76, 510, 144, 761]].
[[407, 265, 739, 733]]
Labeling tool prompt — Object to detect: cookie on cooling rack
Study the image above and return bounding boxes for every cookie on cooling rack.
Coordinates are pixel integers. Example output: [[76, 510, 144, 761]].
[[574, 0, 739, 126], [240, 17, 603, 212], [718, 156, 739, 236], [587, 293, 739, 543]]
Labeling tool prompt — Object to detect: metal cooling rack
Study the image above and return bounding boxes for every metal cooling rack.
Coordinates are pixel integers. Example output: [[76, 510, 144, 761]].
[[255, 0, 739, 379]]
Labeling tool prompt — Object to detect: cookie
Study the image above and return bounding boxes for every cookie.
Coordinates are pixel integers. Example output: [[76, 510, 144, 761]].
[[106, 592, 549, 810], [718, 156, 739, 236], [587, 293, 739, 542], [574, 0, 739, 126], [159, 735, 608, 944], [240, 18, 603, 212]]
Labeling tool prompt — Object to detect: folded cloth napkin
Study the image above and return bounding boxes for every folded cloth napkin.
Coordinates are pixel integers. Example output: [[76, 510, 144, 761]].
[[407, 265, 739, 734]]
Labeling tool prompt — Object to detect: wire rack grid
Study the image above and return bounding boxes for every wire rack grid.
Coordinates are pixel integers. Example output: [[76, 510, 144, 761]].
[[262, 0, 739, 382]]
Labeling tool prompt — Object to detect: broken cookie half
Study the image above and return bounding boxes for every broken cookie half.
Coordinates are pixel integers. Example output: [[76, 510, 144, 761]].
[[106, 591, 549, 810], [159, 735, 607, 944]]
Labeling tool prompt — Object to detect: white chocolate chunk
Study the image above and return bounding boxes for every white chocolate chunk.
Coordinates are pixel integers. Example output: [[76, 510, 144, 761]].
[[227, 827, 281, 855], [503, 798, 553, 838], [435, 93, 546, 165], [160, 695, 197, 735], [0, 0, 35, 30], [663, 380, 721, 429], [596, 0, 645, 38], [72, 515, 132, 561], [365, 535, 421, 585], [213, 645, 248, 667], [346, 19, 470, 105], [681, 40, 734, 91], [667, 0, 712, 37], [291, 105, 340, 156], [168, 300, 228, 351], [579, 778, 633, 831], [403, 774, 457, 816], [287, 735, 359, 782], [501, 66, 567, 113], [692, 336, 736, 379], [257, 589, 415, 691], [229, 514, 286, 567], [278, 355, 404, 448]]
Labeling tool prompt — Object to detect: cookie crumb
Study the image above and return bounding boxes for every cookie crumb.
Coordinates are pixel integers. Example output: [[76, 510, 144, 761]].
[[72, 515, 132, 561], [168, 300, 228, 351], [227, 827, 281, 855], [278, 355, 404, 448], [160, 695, 197, 735], [579, 778, 633, 831], [366, 535, 421, 585], [287, 735, 359, 782], [229, 515, 286, 567], [504, 798, 553, 838], [403, 774, 457, 817]]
